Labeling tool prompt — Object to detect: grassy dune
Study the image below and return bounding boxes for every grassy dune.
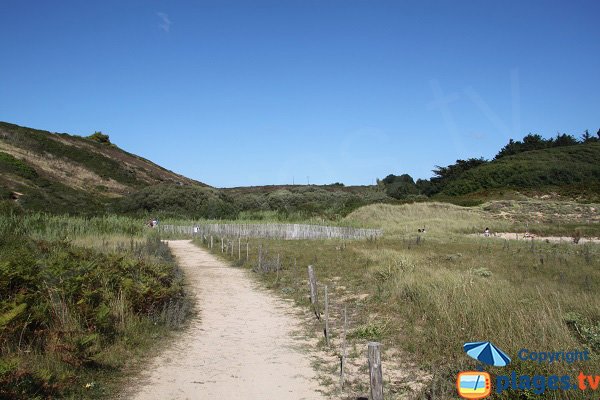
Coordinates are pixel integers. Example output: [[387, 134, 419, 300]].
[[197, 201, 600, 399]]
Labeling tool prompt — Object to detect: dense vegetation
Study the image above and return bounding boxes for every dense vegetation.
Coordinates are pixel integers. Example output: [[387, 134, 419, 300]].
[[117, 184, 239, 219], [224, 184, 392, 220], [0, 213, 190, 399], [439, 144, 600, 196], [380, 132, 600, 203], [495, 130, 599, 159]]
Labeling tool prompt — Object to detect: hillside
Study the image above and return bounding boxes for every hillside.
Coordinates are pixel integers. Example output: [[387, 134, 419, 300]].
[[438, 143, 600, 201], [0, 122, 206, 214], [2, 121, 598, 217]]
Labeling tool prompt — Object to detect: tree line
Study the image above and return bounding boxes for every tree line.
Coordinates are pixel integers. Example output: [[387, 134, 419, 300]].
[[380, 129, 600, 199]]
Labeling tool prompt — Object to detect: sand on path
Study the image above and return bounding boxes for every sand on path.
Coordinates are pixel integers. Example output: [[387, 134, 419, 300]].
[[127, 240, 324, 400]]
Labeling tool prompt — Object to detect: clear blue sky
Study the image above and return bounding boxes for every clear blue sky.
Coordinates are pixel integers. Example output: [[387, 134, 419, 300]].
[[1, 0, 598, 187]]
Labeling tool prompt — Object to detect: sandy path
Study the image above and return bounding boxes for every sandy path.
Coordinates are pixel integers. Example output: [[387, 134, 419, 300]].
[[128, 240, 324, 400]]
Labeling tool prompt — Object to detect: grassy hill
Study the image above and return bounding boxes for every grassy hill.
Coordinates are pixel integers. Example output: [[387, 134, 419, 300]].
[[0, 122, 206, 214], [435, 143, 600, 203], [3, 121, 598, 217], [0, 122, 395, 218]]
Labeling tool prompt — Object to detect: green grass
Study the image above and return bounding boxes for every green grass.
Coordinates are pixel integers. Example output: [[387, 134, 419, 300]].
[[193, 202, 600, 399], [0, 152, 38, 180]]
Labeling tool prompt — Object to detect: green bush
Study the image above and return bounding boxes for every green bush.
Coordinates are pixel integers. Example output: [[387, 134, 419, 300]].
[[0, 219, 188, 398], [87, 131, 111, 144], [117, 183, 239, 219]]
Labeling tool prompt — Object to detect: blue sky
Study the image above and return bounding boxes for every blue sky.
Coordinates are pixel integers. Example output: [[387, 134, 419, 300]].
[[1, 0, 598, 187]]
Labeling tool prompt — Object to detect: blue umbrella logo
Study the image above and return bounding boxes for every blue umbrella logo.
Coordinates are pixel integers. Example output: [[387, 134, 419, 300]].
[[463, 341, 511, 367]]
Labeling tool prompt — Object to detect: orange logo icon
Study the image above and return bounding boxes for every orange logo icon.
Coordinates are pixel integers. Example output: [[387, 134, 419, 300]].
[[456, 371, 491, 399]]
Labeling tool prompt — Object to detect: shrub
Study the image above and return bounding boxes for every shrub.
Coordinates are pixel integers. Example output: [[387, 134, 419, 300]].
[[0, 220, 188, 398], [87, 131, 111, 144]]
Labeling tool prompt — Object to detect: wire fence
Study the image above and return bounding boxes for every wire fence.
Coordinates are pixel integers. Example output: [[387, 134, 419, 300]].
[[159, 223, 382, 240]]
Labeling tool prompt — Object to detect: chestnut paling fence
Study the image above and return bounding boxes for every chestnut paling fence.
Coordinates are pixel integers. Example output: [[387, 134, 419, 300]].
[[159, 223, 382, 240]]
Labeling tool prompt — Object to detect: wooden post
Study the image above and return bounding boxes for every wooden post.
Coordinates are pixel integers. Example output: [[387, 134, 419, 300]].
[[307, 265, 320, 320], [340, 304, 347, 391], [221, 237, 224, 253], [238, 237, 241, 260], [324, 285, 329, 346], [368, 342, 384, 400], [210, 235, 213, 249], [246, 241, 249, 260]]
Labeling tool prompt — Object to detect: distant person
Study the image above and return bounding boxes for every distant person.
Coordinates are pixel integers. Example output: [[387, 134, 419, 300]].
[[484, 227, 490, 237]]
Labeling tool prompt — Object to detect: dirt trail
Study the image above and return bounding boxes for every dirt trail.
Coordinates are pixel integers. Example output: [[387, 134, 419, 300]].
[[128, 240, 324, 400]]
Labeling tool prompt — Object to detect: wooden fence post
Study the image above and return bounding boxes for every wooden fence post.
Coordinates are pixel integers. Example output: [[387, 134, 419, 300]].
[[340, 304, 347, 391], [210, 235, 213, 249], [246, 241, 249, 260], [221, 237, 224, 253], [307, 265, 320, 320], [324, 285, 329, 346], [368, 342, 384, 400], [238, 237, 241, 260]]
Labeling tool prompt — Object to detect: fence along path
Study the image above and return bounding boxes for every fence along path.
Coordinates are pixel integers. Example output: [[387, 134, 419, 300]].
[[160, 223, 382, 240]]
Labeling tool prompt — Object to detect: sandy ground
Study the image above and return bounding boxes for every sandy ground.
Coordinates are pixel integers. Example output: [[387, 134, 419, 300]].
[[126, 240, 325, 400], [471, 232, 600, 244]]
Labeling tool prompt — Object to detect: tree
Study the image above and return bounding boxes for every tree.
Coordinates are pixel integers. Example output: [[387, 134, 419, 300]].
[[495, 138, 520, 159], [580, 129, 599, 143], [581, 130, 591, 142], [380, 174, 419, 199], [416, 178, 436, 196], [431, 158, 488, 182], [553, 132, 578, 147], [521, 133, 549, 151]]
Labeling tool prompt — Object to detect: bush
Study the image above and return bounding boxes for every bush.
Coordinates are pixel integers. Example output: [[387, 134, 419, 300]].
[[87, 131, 111, 144], [0, 220, 187, 398], [117, 183, 239, 219]]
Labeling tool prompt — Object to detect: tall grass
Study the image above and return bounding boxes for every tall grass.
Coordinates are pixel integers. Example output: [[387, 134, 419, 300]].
[[197, 202, 600, 399]]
